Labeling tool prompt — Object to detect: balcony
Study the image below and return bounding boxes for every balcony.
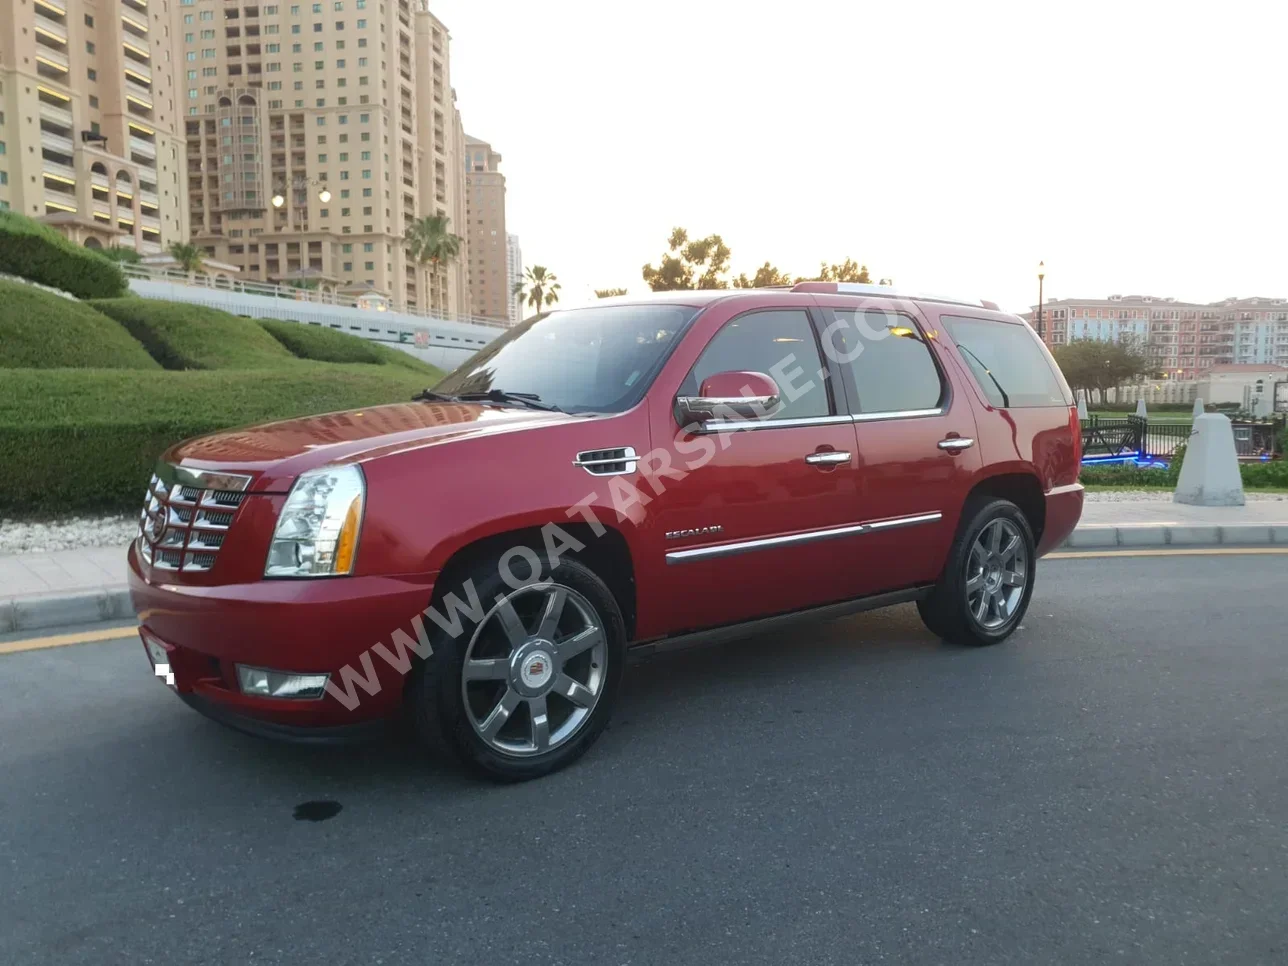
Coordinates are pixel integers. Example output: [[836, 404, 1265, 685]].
[[42, 157, 77, 184], [33, 18, 68, 45], [33, 0, 66, 23], [124, 63, 153, 86], [40, 129, 74, 154], [129, 136, 157, 159], [122, 0, 148, 13], [121, 13, 149, 40], [35, 49, 70, 73], [39, 101, 73, 127]]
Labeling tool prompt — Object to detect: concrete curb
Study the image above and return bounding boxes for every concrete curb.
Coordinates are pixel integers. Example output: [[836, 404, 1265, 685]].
[[1, 588, 133, 635], [1061, 523, 1288, 549], [3, 523, 1287, 637]]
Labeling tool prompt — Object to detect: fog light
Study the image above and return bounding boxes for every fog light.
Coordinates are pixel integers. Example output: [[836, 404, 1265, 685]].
[[236, 665, 329, 700]]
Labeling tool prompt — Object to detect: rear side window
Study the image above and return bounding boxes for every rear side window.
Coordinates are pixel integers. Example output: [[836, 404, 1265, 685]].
[[828, 309, 945, 414], [940, 315, 1073, 408]]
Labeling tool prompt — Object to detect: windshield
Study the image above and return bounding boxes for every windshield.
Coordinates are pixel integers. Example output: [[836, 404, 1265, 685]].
[[431, 303, 701, 414]]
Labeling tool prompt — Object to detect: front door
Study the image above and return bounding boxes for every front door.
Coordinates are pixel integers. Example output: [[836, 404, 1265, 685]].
[[645, 306, 866, 634]]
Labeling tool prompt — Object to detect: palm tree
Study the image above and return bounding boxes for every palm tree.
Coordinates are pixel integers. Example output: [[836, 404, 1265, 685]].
[[168, 242, 204, 282], [515, 266, 561, 317], [405, 215, 461, 314]]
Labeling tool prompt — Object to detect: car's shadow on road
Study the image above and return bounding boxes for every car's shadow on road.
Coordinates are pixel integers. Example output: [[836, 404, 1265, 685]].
[[74, 603, 994, 815]]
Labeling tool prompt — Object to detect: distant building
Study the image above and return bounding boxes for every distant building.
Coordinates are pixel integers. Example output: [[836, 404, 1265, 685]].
[[1027, 295, 1288, 380], [506, 232, 522, 325], [464, 134, 508, 323], [0, 0, 190, 251]]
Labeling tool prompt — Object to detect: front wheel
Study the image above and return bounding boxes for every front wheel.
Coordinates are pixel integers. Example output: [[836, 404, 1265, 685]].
[[407, 557, 625, 782], [917, 497, 1036, 647]]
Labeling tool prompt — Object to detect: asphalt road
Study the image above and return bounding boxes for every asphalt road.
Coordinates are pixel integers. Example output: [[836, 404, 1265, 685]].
[[2, 554, 1286, 965]]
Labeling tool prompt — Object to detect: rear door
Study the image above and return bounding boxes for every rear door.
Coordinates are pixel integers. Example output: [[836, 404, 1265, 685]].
[[815, 296, 983, 593]]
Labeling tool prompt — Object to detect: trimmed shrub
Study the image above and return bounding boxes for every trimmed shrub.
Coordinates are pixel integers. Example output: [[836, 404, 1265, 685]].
[[0, 210, 127, 298], [0, 365, 435, 515], [0, 279, 159, 370], [88, 298, 295, 369], [259, 319, 444, 375]]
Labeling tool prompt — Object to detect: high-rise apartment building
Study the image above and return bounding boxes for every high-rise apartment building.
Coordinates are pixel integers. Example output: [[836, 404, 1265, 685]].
[[505, 231, 521, 325], [463, 133, 507, 321], [0, 0, 190, 251], [1030, 294, 1288, 379], [179, 0, 468, 314]]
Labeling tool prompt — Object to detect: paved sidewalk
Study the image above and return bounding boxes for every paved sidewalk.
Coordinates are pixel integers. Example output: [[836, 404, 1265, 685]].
[[5, 497, 1288, 634]]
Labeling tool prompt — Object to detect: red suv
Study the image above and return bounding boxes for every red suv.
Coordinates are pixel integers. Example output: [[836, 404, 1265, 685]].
[[128, 284, 1083, 780]]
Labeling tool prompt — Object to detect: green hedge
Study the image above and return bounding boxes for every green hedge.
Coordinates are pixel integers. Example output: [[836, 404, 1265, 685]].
[[259, 319, 443, 375], [0, 365, 436, 516], [0, 210, 127, 298], [0, 279, 160, 370], [88, 298, 295, 370], [1079, 447, 1288, 490]]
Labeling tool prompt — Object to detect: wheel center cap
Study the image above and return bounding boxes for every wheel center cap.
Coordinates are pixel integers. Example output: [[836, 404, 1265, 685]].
[[519, 649, 554, 691]]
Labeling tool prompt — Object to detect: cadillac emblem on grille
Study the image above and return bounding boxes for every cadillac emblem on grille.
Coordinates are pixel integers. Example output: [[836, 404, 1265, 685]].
[[137, 465, 252, 573]]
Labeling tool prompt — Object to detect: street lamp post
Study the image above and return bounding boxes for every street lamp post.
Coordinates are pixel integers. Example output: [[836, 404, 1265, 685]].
[[1036, 260, 1046, 341]]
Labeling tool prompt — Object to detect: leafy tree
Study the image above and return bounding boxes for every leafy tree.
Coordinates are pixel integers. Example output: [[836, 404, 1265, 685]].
[[642, 227, 732, 291], [515, 265, 561, 315], [101, 246, 142, 265], [167, 242, 205, 279], [595, 287, 628, 298], [733, 262, 793, 288], [405, 215, 462, 313], [1051, 337, 1153, 405], [798, 258, 872, 284]]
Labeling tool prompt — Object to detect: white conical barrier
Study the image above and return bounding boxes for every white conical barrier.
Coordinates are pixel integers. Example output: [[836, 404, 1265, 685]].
[[1192, 396, 1205, 418], [1076, 392, 1088, 420], [1173, 413, 1245, 506], [1135, 398, 1148, 418]]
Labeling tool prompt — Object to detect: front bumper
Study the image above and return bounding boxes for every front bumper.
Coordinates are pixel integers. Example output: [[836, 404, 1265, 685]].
[[128, 542, 437, 731]]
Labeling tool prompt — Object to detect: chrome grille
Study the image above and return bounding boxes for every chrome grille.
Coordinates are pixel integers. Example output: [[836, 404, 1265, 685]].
[[136, 465, 251, 574]]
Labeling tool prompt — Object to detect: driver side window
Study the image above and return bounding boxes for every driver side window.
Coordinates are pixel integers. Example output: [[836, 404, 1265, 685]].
[[679, 310, 831, 421]]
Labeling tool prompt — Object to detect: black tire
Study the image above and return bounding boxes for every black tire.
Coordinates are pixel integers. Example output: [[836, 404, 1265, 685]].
[[917, 497, 1036, 647], [407, 556, 625, 782]]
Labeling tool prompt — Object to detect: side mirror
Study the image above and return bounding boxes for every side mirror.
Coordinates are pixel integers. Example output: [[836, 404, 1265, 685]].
[[675, 370, 782, 427]]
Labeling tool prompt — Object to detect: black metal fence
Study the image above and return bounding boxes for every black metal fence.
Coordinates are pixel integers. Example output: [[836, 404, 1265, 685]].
[[1081, 414, 1285, 461]]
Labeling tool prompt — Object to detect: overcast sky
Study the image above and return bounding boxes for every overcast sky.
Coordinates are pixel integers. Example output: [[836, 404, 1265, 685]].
[[431, 0, 1286, 314]]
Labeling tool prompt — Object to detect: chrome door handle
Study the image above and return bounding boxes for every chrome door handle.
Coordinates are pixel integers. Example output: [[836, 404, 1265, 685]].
[[937, 437, 975, 452], [805, 451, 852, 465]]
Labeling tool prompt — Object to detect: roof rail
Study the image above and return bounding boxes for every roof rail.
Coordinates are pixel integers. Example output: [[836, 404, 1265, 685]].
[[791, 281, 1001, 311]]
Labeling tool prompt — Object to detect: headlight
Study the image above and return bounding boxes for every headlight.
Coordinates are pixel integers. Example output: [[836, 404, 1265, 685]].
[[265, 465, 365, 578]]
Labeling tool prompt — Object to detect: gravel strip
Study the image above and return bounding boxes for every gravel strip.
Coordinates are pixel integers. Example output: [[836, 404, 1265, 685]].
[[0, 516, 138, 555]]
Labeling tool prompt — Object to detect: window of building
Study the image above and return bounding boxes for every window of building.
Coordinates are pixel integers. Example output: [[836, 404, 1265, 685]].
[[341, 207, 350, 216], [340, 170, 349, 180], [203, 66, 218, 76], [362, 187, 372, 197], [365, 261, 374, 270], [336, 39, 345, 49], [185, 32, 194, 42], [360, 132, 370, 142], [314, 59, 324, 69], [316, 116, 325, 125], [201, 10, 214, 20], [203, 48, 216, 58], [87, 68, 97, 81], [314, 22, 323, 32], [292, 23, 301, 33], [357, 18, 367, 27], [338, 114, 348, 125], [340, 189, 350, 198], [316, 97, 325, 107], [293, 80, 303, 89], [363, 242, 373, 252], [363, 206, 371, 215]]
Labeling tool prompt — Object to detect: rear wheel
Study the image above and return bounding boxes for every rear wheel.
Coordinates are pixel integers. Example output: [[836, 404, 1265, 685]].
[[917, 497, 1035, 647], [408, 557, 624, 781]]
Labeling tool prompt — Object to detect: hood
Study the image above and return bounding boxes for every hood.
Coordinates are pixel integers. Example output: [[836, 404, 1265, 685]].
[[165, 401, 582, 491]]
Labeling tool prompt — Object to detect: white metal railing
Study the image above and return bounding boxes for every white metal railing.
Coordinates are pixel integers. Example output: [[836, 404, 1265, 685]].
[[40, 129, 74, 154], [39, 101, 73, 127], [121, 265, 511, 328], [42, 158, 76, 182]]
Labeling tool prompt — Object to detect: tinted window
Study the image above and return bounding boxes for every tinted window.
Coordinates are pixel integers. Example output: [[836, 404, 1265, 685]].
[[433, 304, 699, 414], [941, 315, 1072, 408], [829, 309, 944, 414], [682, 310, 830, 420]]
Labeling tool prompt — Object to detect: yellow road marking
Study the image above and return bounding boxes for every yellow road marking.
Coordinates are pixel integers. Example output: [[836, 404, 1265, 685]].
[[2, 547, 1285, 654], [0, 625, 139, 656], [1049, 547, 1288, 560]]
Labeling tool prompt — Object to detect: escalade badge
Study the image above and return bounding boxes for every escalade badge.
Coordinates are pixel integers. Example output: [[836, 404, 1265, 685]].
[[665, 525, 723, 541]]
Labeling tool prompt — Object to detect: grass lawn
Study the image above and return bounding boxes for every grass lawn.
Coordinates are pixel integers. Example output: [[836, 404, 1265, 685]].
[[1088, 411, 1193, 423]]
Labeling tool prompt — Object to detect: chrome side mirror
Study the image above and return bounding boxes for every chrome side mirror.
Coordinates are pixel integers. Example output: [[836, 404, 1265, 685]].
[[675, 371, 781, 428]]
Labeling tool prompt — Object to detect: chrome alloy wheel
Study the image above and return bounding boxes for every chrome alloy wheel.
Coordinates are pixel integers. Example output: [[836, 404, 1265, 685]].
[[461, 583, 607, 757], [965, 518, 1028, 630]]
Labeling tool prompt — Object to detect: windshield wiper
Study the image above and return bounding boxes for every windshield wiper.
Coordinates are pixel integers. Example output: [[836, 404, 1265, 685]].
[[454, 390, 562, 412], [412, 389, 461, 403], [956, 344, 1010, 408]]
